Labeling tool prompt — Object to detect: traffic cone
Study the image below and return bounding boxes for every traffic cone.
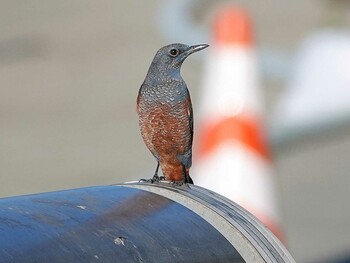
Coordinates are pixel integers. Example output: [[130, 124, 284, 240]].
[[192, 6, 284, 240]]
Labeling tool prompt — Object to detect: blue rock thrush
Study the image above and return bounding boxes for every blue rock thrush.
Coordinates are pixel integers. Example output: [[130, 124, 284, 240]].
[[137, 43, 209, 184]]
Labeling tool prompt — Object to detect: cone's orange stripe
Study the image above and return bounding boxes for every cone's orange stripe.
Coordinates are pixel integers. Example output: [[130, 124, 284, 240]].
[[214, 6, 253, 46], [196, 116, 271, 160]]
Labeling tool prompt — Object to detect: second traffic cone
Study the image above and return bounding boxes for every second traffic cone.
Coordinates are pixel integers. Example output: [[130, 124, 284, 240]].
[[192, 6, 284, 240]]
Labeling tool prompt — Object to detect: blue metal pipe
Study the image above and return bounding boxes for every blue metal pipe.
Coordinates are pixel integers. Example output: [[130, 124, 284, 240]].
[[0, 182, 295, 263]]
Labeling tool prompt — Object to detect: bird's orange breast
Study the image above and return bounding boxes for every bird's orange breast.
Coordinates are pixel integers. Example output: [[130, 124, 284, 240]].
[[137, 97, 192, 181]]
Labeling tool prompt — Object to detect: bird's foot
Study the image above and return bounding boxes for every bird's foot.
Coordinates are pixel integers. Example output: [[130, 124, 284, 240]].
[[169, 180, 191, 188], [139, 175, 165, 184], [152, 175, 165, 183]]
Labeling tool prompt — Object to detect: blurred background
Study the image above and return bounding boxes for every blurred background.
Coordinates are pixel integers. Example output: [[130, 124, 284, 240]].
[[1, 0, 350, 262]]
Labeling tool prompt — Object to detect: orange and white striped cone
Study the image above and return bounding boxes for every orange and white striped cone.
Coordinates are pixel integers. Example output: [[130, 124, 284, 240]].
[[192, 6, 284, 240]]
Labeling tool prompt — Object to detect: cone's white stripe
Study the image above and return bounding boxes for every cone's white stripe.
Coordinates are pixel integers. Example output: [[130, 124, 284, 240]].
[[192, 142, 281, 225], [199, 47, 263, 119]]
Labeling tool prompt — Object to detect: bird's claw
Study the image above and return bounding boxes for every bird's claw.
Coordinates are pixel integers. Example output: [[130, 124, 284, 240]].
[[139, 176, 191, 188], [152, 175, 165, 183], [169, 180, 182, 186], [169, 180, 191, 188], [139, 175, 165, 184]]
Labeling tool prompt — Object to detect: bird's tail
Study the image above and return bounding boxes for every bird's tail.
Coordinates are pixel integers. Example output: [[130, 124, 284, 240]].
[[187, 175, 194, 184], [184, 167, 194, 184]]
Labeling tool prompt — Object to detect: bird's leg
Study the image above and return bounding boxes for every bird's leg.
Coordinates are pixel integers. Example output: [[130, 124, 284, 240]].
[[139, 161, 165, 183], [151, 162, 165, 182]]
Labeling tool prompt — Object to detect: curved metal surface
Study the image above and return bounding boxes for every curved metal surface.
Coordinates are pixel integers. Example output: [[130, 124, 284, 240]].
[[122, 182, 295, 263], [0, 185, 244, 263]]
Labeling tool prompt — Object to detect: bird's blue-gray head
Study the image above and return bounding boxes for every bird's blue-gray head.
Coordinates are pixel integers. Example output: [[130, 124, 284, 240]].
[[146, 43, 209, 81]]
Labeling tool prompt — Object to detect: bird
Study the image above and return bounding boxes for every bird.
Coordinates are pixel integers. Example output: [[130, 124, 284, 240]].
[[137, 43, 209, 185]]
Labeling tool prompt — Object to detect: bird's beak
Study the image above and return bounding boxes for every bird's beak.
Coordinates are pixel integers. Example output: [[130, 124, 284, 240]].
[[190, 44, 210, 52], [184, 44, 209, 57]]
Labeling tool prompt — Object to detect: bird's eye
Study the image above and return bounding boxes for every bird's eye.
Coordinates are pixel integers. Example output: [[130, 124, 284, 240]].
[[169, 48, 179, 57]]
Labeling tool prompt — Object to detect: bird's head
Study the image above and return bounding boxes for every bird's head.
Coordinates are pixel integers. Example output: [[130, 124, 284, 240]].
[[150, 43, 209, 78]]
